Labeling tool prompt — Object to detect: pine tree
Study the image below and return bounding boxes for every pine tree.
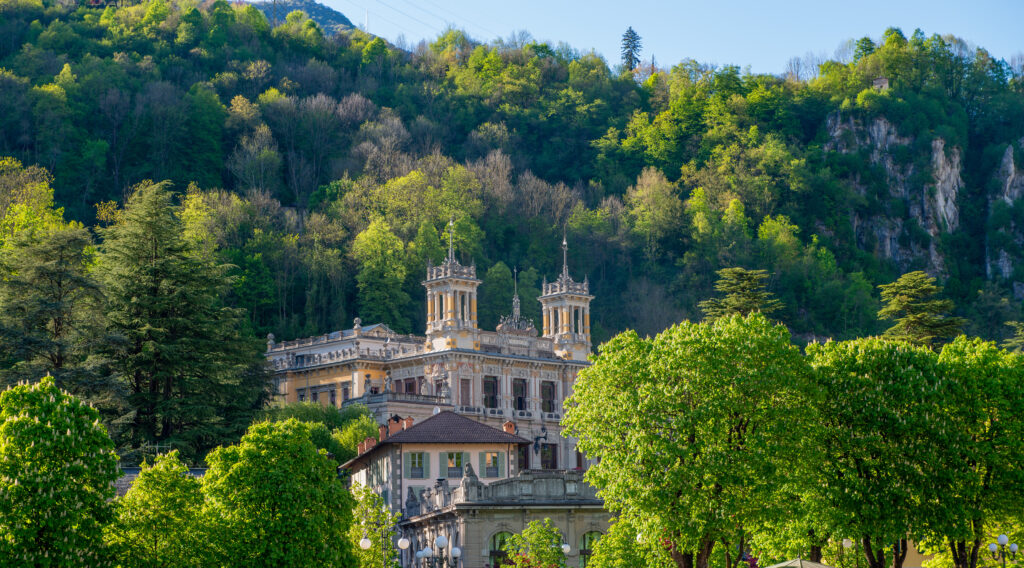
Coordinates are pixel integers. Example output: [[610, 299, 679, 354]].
[[877, 271, 965, 348], [621, 27, 642, 72], [1002, 321, 1024, 353], [98, 181, 270, 461], [698, 267, 783, 322]]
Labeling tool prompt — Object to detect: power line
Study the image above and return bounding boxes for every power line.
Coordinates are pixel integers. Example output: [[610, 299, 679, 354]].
[[371, 0, 444, 36], [332, 0, 418, 37], [402, 0, 501, 40]]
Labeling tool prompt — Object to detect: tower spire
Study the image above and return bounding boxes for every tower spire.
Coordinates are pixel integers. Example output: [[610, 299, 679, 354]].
[[561, 232, 569, 279], [512, 266, 520, 319], [447, 215, 455, 261]]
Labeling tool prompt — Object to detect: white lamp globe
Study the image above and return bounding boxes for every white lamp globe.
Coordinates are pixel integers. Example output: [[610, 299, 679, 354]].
[[636, 533, 642, 544], [397, 537, 410, 550], [999, 534, 1009, 546], [452, 546, 462, 558], [1010, 544, 1019, 554], [359, 538, 372, 550], [415, 550, 424, 559], [435, 535, 449, 548], [990, 543, 999, 553], [562, 543, 571, 554], [843, 539, 853, 549], [424, 548, 434, 558]]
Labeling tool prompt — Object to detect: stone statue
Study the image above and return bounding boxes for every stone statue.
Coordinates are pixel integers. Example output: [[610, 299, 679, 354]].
[[419, 378, 430, 395], [384, 372, 393, 393], [363, 374, 372, 395]]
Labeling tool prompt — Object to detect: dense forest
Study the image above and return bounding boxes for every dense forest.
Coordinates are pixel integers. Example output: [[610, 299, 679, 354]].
[[2, 0, 1024, 351]]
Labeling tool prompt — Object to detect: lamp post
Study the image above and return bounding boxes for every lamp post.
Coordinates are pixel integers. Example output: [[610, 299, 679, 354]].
[[988, 534, 1018, 568], [415, 534, 462, 567], [359, 532, 410, 568]]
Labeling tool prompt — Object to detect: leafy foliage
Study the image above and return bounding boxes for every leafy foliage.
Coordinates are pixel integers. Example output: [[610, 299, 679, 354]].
[[877, 270, 966, 347], [502, 518, 568, 568], [349, 483, 402, 568], [0, 376, 119, 566], [698, 267, 783, 321]]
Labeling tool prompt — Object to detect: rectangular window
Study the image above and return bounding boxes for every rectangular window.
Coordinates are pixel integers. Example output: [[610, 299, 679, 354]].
[[483, 376, 498, 408], [311, 390, 319, 403], [485, 452, 499, 477], [409, 452, 425, 478], [513, 379, 527, 411], [297, 389, 306, 402], [461, 379, 472, 406], [329, 389, 337, 406], [446, 452, 463, 478], [541, 381, 555, 413], [541, 443, 558, 470], [342, 386, 350, 401], [517, 444, 529, 472]]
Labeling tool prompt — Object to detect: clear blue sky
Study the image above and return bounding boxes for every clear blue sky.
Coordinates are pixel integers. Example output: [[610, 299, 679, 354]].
[[322, 0, 1023, 74]]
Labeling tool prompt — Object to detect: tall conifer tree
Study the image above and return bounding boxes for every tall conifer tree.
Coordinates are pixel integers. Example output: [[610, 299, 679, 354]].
[[98, 181, 269, 461]]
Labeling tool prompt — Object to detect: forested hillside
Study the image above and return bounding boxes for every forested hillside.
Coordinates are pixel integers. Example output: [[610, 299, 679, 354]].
[[2, 0, 1023, 348]]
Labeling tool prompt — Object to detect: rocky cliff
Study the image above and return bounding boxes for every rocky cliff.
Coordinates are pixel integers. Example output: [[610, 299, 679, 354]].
[[827, 114, 963, 275], [987, 142, 1024, 299]]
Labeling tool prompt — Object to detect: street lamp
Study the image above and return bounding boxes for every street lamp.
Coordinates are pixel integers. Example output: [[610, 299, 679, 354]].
[[989, 534, 1018, 568], [416, 535, 462, 567], [359, 533, 410, 568]]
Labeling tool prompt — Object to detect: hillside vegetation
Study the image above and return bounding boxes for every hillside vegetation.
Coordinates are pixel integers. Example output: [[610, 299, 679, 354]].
[[1, 0, 1024, 346]]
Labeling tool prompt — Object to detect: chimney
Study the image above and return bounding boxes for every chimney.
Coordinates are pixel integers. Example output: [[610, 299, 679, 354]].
[[378, 424, 388, 441], [502, 421, 516, 434], [402, 417, 414, 430], [387, 417, 403, 437], [364, 436, 376, 451], [357, 440, 366, 454]]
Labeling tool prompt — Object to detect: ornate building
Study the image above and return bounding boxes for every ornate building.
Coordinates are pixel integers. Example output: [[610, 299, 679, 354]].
[[266, 235, 608, 566]]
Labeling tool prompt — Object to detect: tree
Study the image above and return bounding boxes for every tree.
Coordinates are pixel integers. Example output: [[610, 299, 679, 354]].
[[806, 338, 955, 568], [106, 450, 204, 568], [98, 181, 269, 460], [589, 516, 675, 568], [621, 27, 642, 72], [351, 218, 411, 332], [202, 419, 357, 567], [919, 337, 1024, 568], [349, 483, 402, 568], [877, 271, 965, 348], [698, 267, 783, 321], [0, 376, 120, 566], [563, 314, 813, 568], [1002, 321, 1024, 353], [502, 518, 567, 568]]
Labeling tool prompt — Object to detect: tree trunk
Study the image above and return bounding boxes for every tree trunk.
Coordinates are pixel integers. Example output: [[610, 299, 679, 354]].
[[863, 536, 887, 568], [671, 537, 715, 568], [810, 545, 823, 563], [892, 538, 908, 568]]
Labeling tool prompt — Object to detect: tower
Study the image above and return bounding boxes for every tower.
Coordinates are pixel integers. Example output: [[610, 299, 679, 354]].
[[539, 237, 593, 360], [423, 219, 481, 340]]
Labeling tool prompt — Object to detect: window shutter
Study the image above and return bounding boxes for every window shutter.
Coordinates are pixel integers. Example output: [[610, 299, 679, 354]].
[[463, 452, 471, 473], [479, 452, 486, 477], [498, 452, 506, 477], [437, 452, 446, 479], [404, 453, 411, 479], [424, 452, 431, 479]]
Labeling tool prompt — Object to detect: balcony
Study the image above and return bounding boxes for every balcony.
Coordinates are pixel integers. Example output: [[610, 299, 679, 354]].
[[342, 392, 449, 408]]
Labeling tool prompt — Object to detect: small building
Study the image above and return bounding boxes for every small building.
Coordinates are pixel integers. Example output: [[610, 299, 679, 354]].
[[343, 411, 530, 508], [873, 77, 890, 90]]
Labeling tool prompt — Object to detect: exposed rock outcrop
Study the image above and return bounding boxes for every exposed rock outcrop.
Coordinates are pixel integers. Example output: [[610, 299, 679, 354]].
[[986, 142, 1024, 298], [826, 114, 962, 274]]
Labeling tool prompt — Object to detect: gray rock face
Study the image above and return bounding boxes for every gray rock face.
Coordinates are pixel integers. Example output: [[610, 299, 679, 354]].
[[986, 143, 1024, 291], [827, 113, 962, 274]]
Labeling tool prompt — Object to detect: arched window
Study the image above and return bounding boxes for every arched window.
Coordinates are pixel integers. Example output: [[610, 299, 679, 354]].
[[579, 531, 602, 567], [488, 531, 513, 567]]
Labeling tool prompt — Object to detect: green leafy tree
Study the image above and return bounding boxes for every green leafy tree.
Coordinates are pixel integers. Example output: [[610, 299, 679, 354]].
[[352, 218, 411, 332], [106, 450, 204, 568], [917, 337, 1024, 568], [333, 413, 380, 463], [877, 271, 965, 348], [697, 267, 783, 321], [1002, 321, 1024, 353], [806, 338, 955, 568], [479, 261, 514, 330], [0, 376, 120, 566], [202, 419, 357, 567], [98, 181, 269, 460], [564, 314, 813, 568], [349, 483, 402, 568], [502, 518, 567, 568], [621, 27, 642, 72], [589, 516, 674, 568]]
